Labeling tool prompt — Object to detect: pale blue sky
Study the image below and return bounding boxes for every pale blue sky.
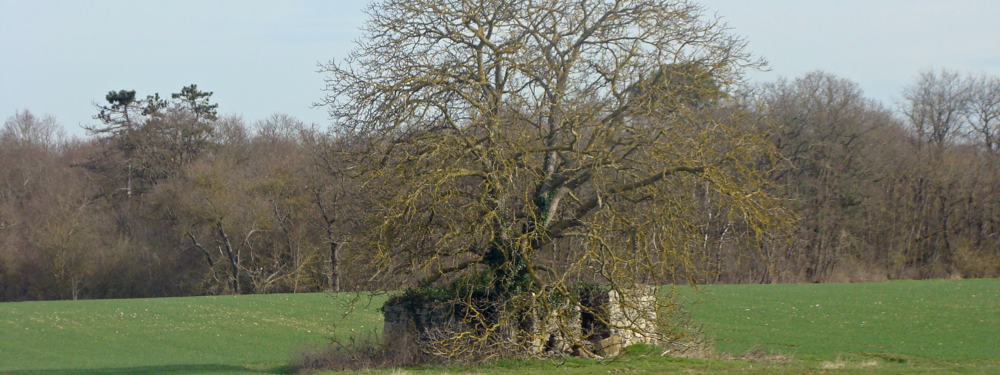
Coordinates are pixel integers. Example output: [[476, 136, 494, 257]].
[[3, 1, 999, 137]]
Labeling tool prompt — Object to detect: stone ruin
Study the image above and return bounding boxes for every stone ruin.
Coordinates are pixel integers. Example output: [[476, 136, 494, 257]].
[[381, 285, 658, 359], [580, 285, 658, 357], [526, 300, 580, 355], [381, 295, 466, 363]]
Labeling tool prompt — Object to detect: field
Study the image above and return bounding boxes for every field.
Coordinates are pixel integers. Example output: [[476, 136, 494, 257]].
[[1, 279, 998, 374], [0, 293, 387, 374]]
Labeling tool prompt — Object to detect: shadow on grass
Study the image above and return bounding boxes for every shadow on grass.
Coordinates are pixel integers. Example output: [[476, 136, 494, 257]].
[[4, 363, 291, 375]]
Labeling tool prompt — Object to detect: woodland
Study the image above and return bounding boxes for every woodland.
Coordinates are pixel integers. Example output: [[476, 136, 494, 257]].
[[2, 7, 1000, 304]]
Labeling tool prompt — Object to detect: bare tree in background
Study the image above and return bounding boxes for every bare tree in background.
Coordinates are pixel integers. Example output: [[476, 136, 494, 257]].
[[1, 110, 64, 148], [759, 71, 888, 282], [966, 74, 1000, 153], [901, 69, 970, 150]]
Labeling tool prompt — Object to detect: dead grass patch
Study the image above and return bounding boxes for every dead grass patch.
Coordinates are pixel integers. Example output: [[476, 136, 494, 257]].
[[657, 333, 792, 363], [737, 347, 794, 362], [662, 344, 793, 362], [820, 355, 880, 369]]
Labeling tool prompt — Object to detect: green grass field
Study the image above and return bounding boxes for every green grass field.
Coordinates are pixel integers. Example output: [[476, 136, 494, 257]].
[[1, 279, 998, 374], [684, 279, 1000, 363], [0, 293, 387, 374]]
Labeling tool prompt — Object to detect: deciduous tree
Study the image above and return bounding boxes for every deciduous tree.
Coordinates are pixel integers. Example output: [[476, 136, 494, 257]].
[[320, 0, 787, 358]]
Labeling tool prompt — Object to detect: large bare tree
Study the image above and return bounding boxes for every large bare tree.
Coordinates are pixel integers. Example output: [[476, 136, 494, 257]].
[[966, 74, 1000, 153], [901, 69, 970, 150], [321, 0, 785, 357]]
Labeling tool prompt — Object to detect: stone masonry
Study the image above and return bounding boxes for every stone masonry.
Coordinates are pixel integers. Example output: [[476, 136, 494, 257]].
[[382, 285, 658, 358]]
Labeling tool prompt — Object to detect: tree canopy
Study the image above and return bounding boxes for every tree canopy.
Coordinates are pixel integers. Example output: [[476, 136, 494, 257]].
[[320, 0, 788, 358], [84, 85, 218, 196]]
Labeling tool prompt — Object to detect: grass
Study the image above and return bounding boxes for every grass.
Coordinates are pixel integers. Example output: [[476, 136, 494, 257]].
[[0, 293, 387, 374], [1, 279, 998, 374], [682, 279, 1000, 363]]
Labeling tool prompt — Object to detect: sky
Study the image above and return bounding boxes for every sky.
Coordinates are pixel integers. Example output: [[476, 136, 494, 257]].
[[2, 1, 1000, 138]]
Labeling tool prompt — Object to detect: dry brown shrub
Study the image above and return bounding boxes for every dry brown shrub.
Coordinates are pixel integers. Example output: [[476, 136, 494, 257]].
[[291, 330, 427, 373], [953, 246, 1000, 279], [657, 325, 715, 359], [827, 257, 889, 283]]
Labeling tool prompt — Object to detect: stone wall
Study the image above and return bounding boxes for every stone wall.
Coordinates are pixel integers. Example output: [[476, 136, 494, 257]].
[[581, 285, 658, 356], [526, 300, 580, 355], [381, 296, 465, 362], [608, 286, 658, 345], [382, 285, 658, 358]]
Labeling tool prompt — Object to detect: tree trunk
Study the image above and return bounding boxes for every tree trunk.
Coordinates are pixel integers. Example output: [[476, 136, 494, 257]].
[[217, 224, 240, 294], [328, 241, 339, 292]]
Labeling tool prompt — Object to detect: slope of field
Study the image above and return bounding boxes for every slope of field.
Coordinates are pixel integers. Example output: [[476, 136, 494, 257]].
[[685, 279, 1000, 363], [0, 293, 386, 374], [1, 279, 997, 374]]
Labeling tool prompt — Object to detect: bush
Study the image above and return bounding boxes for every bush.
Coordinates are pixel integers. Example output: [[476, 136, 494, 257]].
[[292, 329, 422, 373]]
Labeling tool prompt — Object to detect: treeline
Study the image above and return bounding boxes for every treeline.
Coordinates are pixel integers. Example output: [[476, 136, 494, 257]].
[[0, 86, 367, 301], [736, 70, 1000, 283], [1, 71, 998, 301]]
